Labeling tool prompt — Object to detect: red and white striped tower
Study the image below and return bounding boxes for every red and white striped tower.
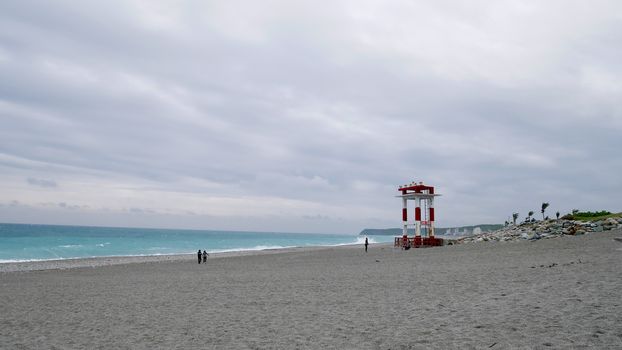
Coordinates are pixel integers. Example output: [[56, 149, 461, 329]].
[[397, 181, 441, 247]]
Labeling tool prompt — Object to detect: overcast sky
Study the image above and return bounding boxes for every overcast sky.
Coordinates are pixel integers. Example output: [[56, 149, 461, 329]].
[[1, 1, 620, 234]]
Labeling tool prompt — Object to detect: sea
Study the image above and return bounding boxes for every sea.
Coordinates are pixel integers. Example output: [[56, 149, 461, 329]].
[[0, 223, 394, 263]]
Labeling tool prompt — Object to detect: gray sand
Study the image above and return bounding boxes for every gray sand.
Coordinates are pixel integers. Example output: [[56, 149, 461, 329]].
[[1, 230, 621, 349]]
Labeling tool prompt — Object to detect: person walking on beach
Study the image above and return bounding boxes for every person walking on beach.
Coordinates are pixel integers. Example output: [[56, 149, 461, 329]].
[[202, 250, 208, 263], [364, 237, 369, 252], [197, 249, 202, 264]]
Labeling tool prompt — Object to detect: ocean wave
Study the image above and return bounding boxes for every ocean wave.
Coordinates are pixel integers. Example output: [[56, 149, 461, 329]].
[[210, 245, 295, 253], [0, 258, 51, 263], [329, 236, 380, 246], [0, 253, 194, 264], [58, 244, 83, 248], [210, 238, 380, 252]]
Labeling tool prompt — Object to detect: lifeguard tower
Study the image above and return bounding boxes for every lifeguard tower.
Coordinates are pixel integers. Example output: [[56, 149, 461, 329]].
[[394, 181, 443, 248]]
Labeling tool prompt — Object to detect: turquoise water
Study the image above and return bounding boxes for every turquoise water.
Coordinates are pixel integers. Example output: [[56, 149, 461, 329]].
[[0, 223, 394, 262]]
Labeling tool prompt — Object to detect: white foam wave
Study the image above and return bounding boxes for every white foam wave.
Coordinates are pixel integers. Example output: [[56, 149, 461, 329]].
[[211, 238, 378, 253], [58, 244, 83, 248], [0, 258, 52, 263], [0, 253, 194, 264], [210, 245, 295, 254], [329, 236, 380, 246]]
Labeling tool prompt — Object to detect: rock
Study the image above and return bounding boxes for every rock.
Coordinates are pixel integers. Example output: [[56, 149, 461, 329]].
[[456, 217, 619, 244]]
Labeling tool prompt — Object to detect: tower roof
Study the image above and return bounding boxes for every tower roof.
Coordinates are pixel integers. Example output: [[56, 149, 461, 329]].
[[398, 181, 436, 194]]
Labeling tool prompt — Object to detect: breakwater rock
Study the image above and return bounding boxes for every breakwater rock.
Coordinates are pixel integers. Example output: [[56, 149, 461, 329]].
[[456, 217, 622, 244]]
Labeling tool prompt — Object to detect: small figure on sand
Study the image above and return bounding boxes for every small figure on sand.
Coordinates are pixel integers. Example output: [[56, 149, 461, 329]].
[[197, 249, 202, 264], [202, 250, 208, 263], [364, 237, 369, 252]]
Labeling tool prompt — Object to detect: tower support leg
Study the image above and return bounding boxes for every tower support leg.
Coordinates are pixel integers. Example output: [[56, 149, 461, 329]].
[[402, 197, 408, 237]]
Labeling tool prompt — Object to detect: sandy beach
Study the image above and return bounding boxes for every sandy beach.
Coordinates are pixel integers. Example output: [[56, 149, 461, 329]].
[[1, 230, 621, 349]]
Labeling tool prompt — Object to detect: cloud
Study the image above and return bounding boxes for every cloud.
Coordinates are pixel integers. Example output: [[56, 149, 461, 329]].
[[0, 1, 621, 232], [27, 177, 57, 188], [57, 202, 89, 210]]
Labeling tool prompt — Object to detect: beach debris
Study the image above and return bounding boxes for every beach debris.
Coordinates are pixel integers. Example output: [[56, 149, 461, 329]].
[[455, 217, 622, 244], [531, 260, 582, 269]]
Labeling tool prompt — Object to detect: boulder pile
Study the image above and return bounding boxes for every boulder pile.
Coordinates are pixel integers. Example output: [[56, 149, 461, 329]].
[[456, 217, 622, 244]]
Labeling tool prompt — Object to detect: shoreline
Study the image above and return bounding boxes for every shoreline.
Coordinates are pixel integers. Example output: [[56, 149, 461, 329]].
[[0, 242, 385, 273]]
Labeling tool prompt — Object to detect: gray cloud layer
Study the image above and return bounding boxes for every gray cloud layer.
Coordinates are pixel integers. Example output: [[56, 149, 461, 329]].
[[26, 177, 57, 188], [1, 1, 621, 233]]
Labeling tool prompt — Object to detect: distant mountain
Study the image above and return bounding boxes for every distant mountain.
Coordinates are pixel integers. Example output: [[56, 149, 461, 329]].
[[359, 224, 503, 236]]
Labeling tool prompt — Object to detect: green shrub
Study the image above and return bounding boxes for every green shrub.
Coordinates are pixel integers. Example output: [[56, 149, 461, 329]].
[[573, 210, 612, 217], [561, 210, 615, 220]]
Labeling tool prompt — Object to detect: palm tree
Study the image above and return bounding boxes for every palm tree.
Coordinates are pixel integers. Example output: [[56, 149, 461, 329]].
[[527, 211, 534, 222], [556, 211, 560, 220], [512, 213, 519, 225], [541, 202, 549, 220]]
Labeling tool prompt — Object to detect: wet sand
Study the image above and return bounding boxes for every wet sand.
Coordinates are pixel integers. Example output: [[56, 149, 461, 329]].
[[1, 230, 621, 349]]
